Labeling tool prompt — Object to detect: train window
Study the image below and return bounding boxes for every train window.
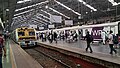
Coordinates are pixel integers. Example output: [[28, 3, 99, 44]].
[[18, 32, 25, 36], [29, 32, 35, 36]]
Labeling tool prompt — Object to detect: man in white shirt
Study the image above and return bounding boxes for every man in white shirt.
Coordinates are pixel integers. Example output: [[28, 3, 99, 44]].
[[101, 30, 106, 45], [108, 30, 117, 55]]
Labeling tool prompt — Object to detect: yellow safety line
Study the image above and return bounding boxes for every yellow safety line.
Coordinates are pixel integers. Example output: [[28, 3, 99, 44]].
[[9, 43, 17, 68]]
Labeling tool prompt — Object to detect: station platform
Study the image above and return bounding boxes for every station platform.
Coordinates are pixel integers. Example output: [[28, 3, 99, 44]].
[[2, 39, 43, 68], [37, 39, 120, 67], [38, 39, 120, 56]]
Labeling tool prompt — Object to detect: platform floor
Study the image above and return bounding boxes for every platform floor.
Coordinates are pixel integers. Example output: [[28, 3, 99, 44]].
[[3, 39, 43, 68], [38, 39, 120, 56], [2, 39, 12, 68], [38, 39, 120, 65]]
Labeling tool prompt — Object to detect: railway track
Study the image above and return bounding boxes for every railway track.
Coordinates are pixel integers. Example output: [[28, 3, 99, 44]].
[[24, 46, 73, 68]]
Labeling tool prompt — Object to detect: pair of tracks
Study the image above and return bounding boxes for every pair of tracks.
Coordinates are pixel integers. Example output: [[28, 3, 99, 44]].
[[24, 46, 72, 68]]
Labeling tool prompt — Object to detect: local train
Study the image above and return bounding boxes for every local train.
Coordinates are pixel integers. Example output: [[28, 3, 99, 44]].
[[39, 21, 120, 42], [11, 27, 37, 47]]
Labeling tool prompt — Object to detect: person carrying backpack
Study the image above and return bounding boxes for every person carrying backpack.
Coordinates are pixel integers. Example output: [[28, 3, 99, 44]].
[[113, 34, 119, 48], [108, 30, 117, 55], [85, 31, 93, 53], [0, 34, 6, 68]]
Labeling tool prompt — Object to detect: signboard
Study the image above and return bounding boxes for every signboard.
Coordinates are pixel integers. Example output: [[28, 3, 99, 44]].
[[50, 15, 62, 23], [29, 25, 37, 28], [48, 25, 55, 28], [65, 20, 73, 25], [39, 27, 44, 30]]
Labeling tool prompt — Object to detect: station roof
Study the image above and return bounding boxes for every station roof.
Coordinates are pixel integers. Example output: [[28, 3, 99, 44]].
[[1, 0, 120, 31]]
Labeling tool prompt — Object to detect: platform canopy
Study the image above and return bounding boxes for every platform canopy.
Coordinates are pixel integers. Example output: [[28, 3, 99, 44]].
[[1, 0, 120, 31]]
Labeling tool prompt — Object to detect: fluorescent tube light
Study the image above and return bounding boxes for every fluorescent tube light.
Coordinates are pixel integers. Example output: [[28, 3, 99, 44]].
[[49, 7, 70, 19], [16, 1, 49, 12], [14, 9, 34, 16], [78, 0, 97, 11], [37, 13, 50, 19], [55, 1, 81, 15], [17, 0, 31, 4]]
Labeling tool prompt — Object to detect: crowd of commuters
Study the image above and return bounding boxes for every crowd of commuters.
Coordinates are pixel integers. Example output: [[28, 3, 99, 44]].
[[101, 30, 119, 48], [39, 30, 79, 43], [84, 30, 118, 55], [85, 30, 118, 55], [38, 30, 119, 55]]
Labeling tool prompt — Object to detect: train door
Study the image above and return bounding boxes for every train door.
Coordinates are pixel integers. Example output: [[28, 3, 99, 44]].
[[118, 22, 120, 42]]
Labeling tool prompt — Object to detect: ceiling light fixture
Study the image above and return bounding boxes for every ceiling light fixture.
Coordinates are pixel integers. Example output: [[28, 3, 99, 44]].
[[6, 9, 9, 11], [31, 19, 44, 25], [45, 6, 49, 9], [14, 9, 34, 16], [15, 1, 49, 12], [108, 0, 120, 6], [17, 0, 31, 4], [55, 0, 81, 15], [36, 16, 49, 23], [40, 10, 51, 15], [49, 7, 70, 19], [86, 12, 88, 14], [37, 13, 50, 20], [108, 0, 118, 6], [78, 0, 97, 11], [32, 18, 48, 25]]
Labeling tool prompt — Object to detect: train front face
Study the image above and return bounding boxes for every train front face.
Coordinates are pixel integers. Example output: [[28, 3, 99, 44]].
[[17, 28, 37, 47]]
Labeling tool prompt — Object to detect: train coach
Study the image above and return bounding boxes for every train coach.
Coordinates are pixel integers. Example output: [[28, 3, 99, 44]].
[[39, 21, 120, 42], [11, 27, 37, 47]]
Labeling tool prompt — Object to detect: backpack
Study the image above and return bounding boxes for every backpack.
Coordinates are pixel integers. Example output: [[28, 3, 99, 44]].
[[89, 35, 93, 42], [113, 35, 118, 44]]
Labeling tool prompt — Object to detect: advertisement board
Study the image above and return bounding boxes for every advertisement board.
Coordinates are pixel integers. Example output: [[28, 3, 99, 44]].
[[50, 15, 62, 23], [48, 25, 55, 28], [65, 20, 73, 25]]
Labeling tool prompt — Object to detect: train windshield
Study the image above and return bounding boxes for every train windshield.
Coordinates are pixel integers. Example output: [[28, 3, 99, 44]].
[[18, 32, 25, 36], [29, 32, 35, 36]]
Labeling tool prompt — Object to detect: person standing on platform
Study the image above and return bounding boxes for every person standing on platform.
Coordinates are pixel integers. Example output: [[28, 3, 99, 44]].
[[61, 32, 65, 41], [65, 31, 68, 40], [108, 30, 117, 55], [101, 30, 106, 45], [73, 31, 78, 42], [85, 31, 93, 53], [48, 32, 53, 43], [78, 30, 81, 40], [53, 32, 58, 43], [0, 34, 6, 68], [113, 34, 119, 48], [42, 33, 46, 42]]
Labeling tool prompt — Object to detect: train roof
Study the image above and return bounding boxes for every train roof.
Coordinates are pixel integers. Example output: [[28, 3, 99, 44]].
[[38, 21, 120, 32], [54, 21, 120, 31], [16, 27, 35, 30]]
